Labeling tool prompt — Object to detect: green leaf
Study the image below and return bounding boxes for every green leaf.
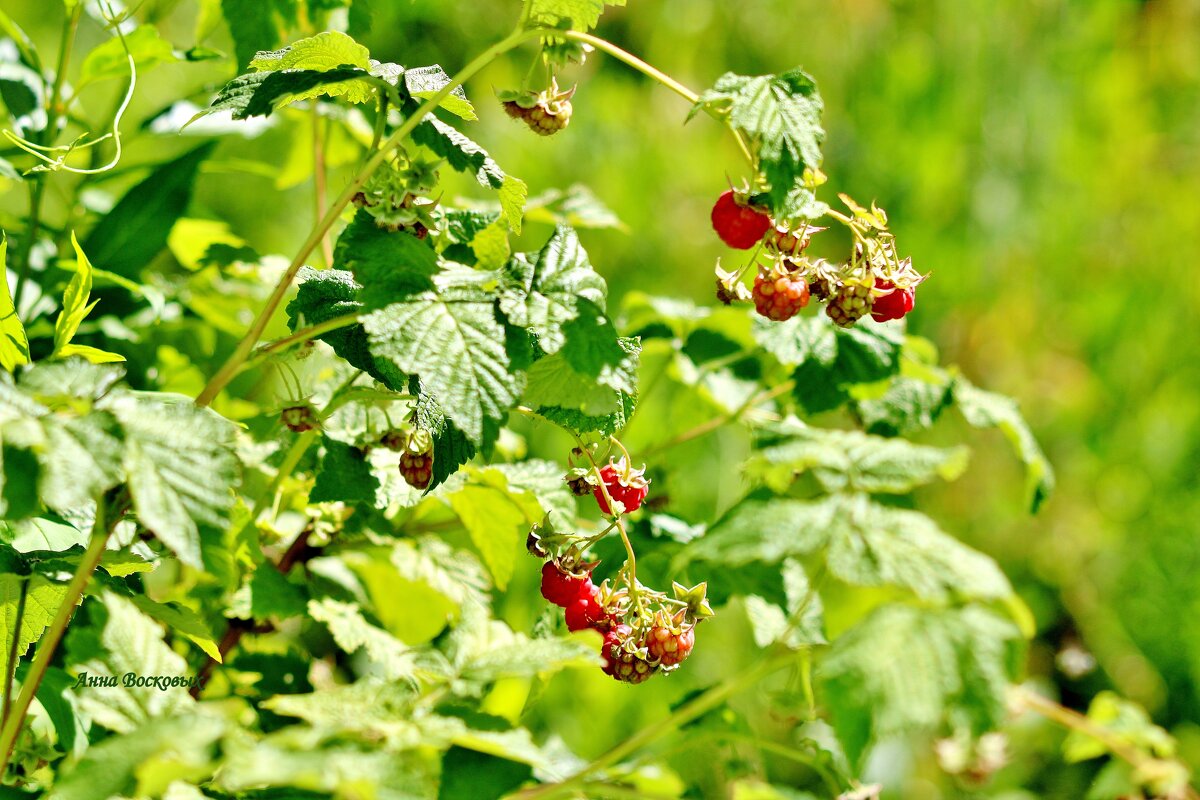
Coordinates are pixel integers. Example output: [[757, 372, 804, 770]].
[[286, 267, 406, 389], [523, 353, 621, 418], [404, 64, 476, 120], [1062, 690, 1176, 763], [446, 600, 599, 684], [0, 236, 29, 370], [858, 375, 955, 437], [411, 385, 477, 491], [524, 184, 624, 231], [500, 175, 528, 234], [0, 60, 44, 128], [561, 302, 637, 394], [78, 25, 177, 89], [818, 604, 1019, 767], [413, 116, 504, 189], [684, 494, 1011, 603], [103, 391, 240, 568], [311, 439, 379, 504], [692, 69, 825, 214], [0, 573, 69, 691], [363, 266, 523, 444], [445, 468, 544, 590], [221, 0, 283, 69], [69, 591, 195, 734], [954, 376, 1054, 513], [334, 210, 438, 308], [197, 67, 373, 121], [745, 420, 969, 494], [499, 226, 607, 356], [523, 0, 625, 31], [249, 30, 376, 104], [83, 143, 216, 280], [129, 595, 222, 662], [231, 564, 308, 621], [52, 232, 95, 356], [308, 597, 417, 680], [45, 712, 224, 800]]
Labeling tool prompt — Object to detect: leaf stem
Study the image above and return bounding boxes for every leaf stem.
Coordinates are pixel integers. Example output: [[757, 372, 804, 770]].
[[194, 26, 547, 408], [642, 379, 795, 458], [0, 501, 113, 773]]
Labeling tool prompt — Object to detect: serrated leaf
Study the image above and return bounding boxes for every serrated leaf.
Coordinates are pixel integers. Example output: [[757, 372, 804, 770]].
[[405, 64, 476, 120], [249, 30, 376, 104], [413, 116, 503, 188], [45, 713, 224, 800], [197, 67, 372, 121], [500, 175, 528, 233], [0, 573, 69, 691], [363, 267, 523, 444], [500, 226, 607, 355], [745, 420, 969, 494], [445, 468, 543, 590], [308, 597, 416, 680], [334, 210, 438, 307], [70, 591, 195, 734], [858, 374, 954, 437], [78, 25, 177, 89], [524, 184, 624, 231], [818, 604, 1019, 767], [129, 595, 222, 662], [692, 69, 824, 214], [230, 564, 308, 621], [446, 600, 598, 684], [562, 303, 637, 394], [471, 217, 510, 270], [390, 537, 490, 606], [311, 439, 379, 504], [954, 377, 1054, 513], [0, 236, 30, 370], [102, 391, 240, 568], [684, 494, 1011, 603], [411, 385, 477, 490], [523, 0, 624, 31], [286, 267, 406, 389], [523, 353, 621, 418]]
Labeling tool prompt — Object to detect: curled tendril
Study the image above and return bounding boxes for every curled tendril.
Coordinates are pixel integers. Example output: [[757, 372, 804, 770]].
[[3, 0, 135, 176]]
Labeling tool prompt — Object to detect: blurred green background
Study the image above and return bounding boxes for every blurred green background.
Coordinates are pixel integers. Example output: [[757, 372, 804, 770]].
[[3, 0, 1199, 795]]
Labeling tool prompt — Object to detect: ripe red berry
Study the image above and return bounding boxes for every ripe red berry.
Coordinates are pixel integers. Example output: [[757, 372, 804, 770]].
[[870, 279, 916, 323], [711, 190, 772, 249], [564, 585, 607, 632], [752, 268, 810, 322], [540, 561, 590, 608], [593, 459, 650, 515], [645, 621, 696, 668]]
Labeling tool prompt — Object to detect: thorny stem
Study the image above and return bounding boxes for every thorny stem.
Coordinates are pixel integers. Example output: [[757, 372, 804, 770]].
[[13, 2, 83, 309], [0, 501, 114, 773]]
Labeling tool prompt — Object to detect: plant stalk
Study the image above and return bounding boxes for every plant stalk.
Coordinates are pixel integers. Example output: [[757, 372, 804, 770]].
[[0, 503, 111, 773]]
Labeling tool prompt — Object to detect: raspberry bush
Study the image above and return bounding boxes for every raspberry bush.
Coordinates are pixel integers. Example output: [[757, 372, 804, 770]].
[[0, 2, 1191, 800]]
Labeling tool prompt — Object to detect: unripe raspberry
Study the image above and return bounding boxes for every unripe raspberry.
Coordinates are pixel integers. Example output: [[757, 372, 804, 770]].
[[826, 281, 874, 327], [398, 430, 434, 490], [752, 268, 810, 322], [645, 618, 696, 668]]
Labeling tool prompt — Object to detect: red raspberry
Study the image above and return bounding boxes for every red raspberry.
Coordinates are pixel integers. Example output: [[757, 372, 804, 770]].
[[593, 459, 650, 515], [540, 561, 591, 607], [398, 430, 434, 489], [753, 268, 810, 322], [711, 190, 772, 249], [564, 584, 607, 631], [645, 621, 695, 668], [870, 279, 916, 322]]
